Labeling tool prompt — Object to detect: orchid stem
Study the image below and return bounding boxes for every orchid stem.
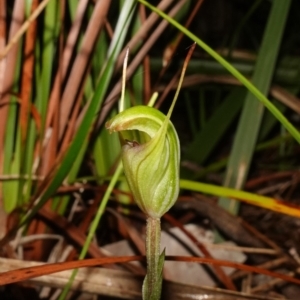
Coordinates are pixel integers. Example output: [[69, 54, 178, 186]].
[[144, 217, 162, 299]]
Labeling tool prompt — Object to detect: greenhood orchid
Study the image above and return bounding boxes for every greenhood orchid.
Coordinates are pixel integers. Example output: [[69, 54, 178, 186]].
[[106, 43, 195, 300], [105, 105, 180, 218]]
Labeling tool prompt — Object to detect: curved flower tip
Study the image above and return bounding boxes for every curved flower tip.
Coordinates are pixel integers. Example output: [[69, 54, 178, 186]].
[[105, 105, 180, 218]]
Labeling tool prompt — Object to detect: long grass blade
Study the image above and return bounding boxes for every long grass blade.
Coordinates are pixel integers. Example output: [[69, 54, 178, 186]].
[[137, 0, 300, 144], [184, 87, 245, 165], [218, 0, 291, 213], [180, 179, 300, 218]]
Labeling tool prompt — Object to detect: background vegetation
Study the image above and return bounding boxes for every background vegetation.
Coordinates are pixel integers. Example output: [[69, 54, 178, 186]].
[[1, 0, 300, 299]]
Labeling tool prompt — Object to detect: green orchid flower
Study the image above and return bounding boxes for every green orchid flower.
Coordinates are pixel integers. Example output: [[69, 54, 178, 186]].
[[105, 105, 180, 218], [106, 43, 195, 300]]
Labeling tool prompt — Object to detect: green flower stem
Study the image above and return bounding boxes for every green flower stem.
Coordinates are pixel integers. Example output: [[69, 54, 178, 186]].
[[145, 217, 161, 298]]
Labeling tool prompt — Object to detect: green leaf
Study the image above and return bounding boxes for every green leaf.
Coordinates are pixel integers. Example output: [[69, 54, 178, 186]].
[[142, 248, 165, 300], [218, 0, 292, 214]]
